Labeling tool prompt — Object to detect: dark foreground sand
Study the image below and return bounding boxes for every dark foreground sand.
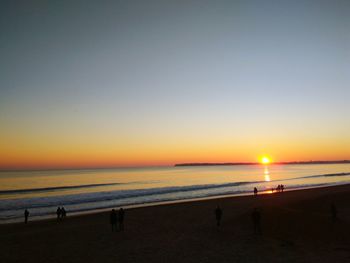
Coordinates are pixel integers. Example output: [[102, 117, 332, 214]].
[[1, 185, 350, 263]]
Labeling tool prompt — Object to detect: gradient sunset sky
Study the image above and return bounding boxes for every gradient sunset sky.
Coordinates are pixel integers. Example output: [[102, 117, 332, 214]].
[[1, 0, 349, 169]]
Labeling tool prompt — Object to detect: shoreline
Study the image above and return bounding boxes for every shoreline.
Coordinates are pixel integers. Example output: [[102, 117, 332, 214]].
[[1, 182, 349, 226], [1, 183, 350, 262], [2, 164, 350, 225]]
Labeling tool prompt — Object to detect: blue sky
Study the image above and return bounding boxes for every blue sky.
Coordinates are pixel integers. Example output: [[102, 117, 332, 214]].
[[0, 0, 349, 168]]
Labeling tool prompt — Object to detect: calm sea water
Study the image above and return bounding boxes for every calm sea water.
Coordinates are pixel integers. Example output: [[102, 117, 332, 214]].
[[0, 164, 350, 223]]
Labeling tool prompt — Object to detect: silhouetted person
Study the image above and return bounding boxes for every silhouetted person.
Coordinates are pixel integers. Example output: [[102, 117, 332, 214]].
[[276, 185, 281, 193], [215, 205, 222, 226], [252, 208, 261, 234], [118, 208, 125, 231], [331, 203, 337, 223], [24, 209, 29, 224], [56, 207, 62, 221], [61, 207, 66, 219], [110, 209, 117, 232], [254, 187, 258, 196], [281, 184, 284, 192]]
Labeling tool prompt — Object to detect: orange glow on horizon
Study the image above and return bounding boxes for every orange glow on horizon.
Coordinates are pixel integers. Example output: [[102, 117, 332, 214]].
[[0, 135, 349, 170]]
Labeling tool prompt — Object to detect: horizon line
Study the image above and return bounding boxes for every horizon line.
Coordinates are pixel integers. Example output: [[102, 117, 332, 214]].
[[1, 159, 350, 172]]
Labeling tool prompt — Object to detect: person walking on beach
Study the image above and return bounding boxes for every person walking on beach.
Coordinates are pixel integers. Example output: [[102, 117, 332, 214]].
[[215, 205, 223, 226], [252, 208, 261, 234], [56, 207, 62, 221], [281, 184, 284, 192], [61, 207, 67, 220], [118, 208, 125, 231], [254, 187, 258, 196], [110, 209, 117, 232], [24, 209, 29, 224]]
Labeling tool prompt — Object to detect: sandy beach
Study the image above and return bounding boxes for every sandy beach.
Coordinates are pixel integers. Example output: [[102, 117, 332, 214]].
[[1, 184, 350, 263]]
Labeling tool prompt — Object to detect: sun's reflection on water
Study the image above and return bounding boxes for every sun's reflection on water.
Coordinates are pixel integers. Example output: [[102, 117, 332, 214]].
[[264, 166, 270, 182]]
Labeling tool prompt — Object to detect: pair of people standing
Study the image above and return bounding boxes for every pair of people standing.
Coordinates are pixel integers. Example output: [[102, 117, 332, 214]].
[[110, 208, 125, 232], [56, 207, 67, 221], [276, 184, 284, 193]]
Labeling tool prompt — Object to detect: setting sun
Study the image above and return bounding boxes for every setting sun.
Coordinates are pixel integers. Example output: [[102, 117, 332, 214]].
[[261, 156, 271, 164]]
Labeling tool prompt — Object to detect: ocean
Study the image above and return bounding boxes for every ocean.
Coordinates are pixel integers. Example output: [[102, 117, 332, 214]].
[[1, 164, 350, 223]]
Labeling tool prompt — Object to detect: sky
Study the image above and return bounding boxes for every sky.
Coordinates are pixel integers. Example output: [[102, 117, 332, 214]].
[[1, 0, 349, 169]]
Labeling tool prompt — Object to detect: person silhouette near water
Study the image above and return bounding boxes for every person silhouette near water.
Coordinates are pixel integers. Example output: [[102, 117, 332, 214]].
[[61, 207, 66, 220], [56, 207, 62, 221], [254, 187, 258, 196], [252, 208, 261, 234], [118, 208, 125, 231], [215, 205, 223, 226], [281, 184, 284, 192], [24, 209, 29, 224], [110, 209, 117, 232]]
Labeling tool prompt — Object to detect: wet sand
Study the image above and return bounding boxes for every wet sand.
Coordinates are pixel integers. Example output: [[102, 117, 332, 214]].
[[1, 184, 350, 263]]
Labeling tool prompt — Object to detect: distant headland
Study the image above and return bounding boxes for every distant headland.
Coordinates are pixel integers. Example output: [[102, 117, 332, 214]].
[[174, 160, 350, 167]]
